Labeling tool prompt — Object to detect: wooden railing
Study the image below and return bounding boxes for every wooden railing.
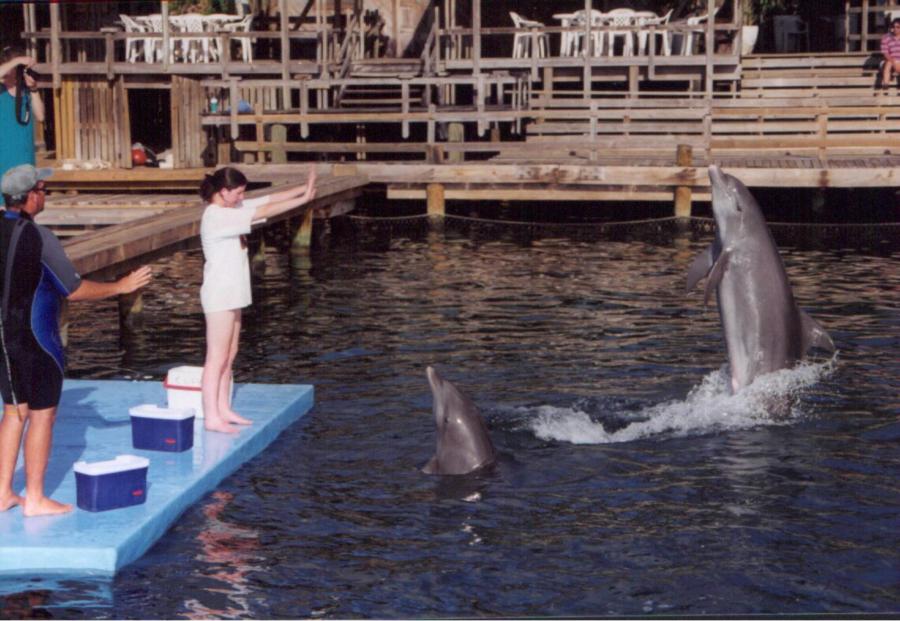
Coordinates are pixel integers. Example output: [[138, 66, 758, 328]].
[[204, 91, 899, 163]]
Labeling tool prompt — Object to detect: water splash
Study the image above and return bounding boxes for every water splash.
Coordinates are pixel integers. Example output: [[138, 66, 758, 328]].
[[530, 356, 837, 445]]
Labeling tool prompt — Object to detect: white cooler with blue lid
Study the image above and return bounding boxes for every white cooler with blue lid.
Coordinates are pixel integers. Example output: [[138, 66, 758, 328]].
[[73, 455, 150, 512]]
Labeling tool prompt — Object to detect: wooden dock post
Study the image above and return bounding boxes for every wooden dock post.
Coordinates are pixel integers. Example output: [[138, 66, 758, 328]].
[[427, 183, 445, 219], [251, 235, 268, 273], [270, 124, 288, 164], [291, 209, 315, 256], [446, 122, 464, 164], [118, 291, 144, 335], [674, 144, 693, 219]]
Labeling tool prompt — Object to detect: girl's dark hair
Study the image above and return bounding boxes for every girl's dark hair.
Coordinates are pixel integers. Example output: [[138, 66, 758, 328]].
[[200, 166, 248, 202]]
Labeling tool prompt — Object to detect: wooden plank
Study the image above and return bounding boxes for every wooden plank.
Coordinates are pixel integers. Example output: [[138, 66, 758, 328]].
[[388, 185, 712, 202], [334, 162, 900, 188]]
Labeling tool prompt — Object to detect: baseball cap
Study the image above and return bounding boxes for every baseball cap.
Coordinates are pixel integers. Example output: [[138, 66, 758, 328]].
[[1, 164, 53, 200]]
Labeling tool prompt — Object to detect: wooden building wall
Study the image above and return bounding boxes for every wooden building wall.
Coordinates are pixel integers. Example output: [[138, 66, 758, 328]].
[[54, 78, 131, 168]]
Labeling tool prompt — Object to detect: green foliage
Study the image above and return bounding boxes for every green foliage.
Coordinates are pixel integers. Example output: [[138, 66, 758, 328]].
[[169, 0, 235, 15]]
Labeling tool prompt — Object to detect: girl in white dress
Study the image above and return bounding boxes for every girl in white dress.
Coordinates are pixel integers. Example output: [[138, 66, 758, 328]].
[[199, 166, 316, 433]]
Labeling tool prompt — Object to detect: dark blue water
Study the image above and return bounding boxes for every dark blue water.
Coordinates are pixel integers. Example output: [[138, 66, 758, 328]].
[[2, 217, 898, 618]]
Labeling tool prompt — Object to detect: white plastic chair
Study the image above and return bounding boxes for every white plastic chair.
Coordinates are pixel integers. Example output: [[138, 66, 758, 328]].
[[557, 13, 580, 57], [222, 14, 254, 63], [679, 6, 720, 56], [636, 9, 673, 56], [171, 14, 210, 63], [587, 10, 609, 56], [559, 10, 606, 56], [119, 14, 148, 63], [139, 14, 166, 63], [206, 14, 241, 61], [606, 8, 636, 57], [510, 11, 548, 59]]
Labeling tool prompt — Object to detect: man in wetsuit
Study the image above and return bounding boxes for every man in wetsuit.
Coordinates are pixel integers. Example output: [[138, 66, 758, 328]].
[[0, 165, 152, 517]]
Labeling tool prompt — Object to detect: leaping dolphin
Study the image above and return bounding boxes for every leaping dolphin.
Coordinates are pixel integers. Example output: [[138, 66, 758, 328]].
[[423, 366, 497, 475], [686, 165, 835, 393]]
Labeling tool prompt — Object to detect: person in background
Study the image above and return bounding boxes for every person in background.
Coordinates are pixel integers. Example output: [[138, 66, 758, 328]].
[[0, 165, 152, 517], [880, 18, 900, 89], [0, 47, 45, 207], [199, 166, 316, 434]]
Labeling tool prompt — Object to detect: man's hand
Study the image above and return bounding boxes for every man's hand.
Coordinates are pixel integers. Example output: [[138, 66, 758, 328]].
[[117, 266, 153, 295]]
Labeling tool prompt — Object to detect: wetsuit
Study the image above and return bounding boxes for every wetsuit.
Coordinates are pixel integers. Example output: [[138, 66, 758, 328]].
[[0, 212, 43, 406], [0, 211, 81, 409]]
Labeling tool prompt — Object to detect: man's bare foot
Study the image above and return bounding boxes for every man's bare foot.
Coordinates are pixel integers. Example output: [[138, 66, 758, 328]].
[[0, 492, 24, 512], [204, 418, 239, 434], [23, 495, 73, 517], [222, 410, 253, 425]]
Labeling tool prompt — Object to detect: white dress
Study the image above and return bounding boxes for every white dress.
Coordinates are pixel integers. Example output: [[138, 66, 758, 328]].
[[199, 196, 268, 313]]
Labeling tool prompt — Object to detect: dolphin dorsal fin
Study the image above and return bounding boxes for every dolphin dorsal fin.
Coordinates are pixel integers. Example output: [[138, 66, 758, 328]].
[[703, 249, 731, 307], [799, 309, 835, 354]]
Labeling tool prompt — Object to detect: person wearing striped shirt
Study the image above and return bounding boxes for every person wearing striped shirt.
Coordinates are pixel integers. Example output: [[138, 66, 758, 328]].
[[881, 18, 900, 89]]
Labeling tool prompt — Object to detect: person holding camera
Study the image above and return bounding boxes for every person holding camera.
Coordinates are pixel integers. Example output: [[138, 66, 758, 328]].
[[0, 47, 45, 207]]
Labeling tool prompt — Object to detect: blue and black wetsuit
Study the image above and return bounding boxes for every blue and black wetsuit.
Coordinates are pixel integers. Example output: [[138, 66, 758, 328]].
[[0, 210, 81, 410]]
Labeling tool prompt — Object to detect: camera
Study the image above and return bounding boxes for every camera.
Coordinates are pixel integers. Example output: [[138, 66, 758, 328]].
[[15, 65, 39, 83]]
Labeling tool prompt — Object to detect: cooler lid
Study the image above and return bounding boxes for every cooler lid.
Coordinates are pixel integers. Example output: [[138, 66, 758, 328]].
[[163, 365, 204, 390], [129, 404, 195, 420], [73, 454, 150, 476]]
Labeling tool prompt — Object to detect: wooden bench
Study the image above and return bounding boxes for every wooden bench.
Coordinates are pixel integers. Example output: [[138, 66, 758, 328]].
[[738, 52, 884, 98], [520, 94, 900, 158]]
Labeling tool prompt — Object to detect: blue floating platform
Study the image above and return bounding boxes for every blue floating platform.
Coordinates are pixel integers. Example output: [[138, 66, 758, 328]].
[[0, 379, 313, 575]]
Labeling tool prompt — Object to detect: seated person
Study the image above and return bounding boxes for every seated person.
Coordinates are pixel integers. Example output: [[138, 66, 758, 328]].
[[880, 18, 900, 88]]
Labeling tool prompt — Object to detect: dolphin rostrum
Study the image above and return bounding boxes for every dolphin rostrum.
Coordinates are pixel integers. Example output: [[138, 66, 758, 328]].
[[422, 366, 496, 475], [686, 165, 835, 393]]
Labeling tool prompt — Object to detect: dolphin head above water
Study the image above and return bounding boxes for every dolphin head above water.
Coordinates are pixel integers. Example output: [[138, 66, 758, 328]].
[[708, 164, 768, 244], [422, 366, 496, 476], [686, 166, 835, 393]]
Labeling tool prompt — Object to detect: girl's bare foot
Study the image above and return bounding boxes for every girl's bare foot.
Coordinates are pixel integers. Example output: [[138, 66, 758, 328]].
[[23, 495, 73, 517], [0, 492, 23, 512], [204, 417, 239, 434], [222, 410, 253, 425]]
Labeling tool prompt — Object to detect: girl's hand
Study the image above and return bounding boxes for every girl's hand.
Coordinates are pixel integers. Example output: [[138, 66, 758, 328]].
[[303, 168, 317, 203]]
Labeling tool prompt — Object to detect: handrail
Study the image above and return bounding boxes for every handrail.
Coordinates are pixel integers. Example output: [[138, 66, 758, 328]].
[[419, 7, 438, 77], [334, 12, 363, 105]]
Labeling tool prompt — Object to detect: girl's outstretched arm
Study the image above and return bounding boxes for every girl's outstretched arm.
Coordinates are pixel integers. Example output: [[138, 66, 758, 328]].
[[252, 168, 317, 222], [263, 168, 319, 205]]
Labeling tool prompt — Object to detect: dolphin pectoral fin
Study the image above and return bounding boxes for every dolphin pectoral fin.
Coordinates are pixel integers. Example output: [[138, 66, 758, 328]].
[[799, 309, 835, 353], [703, 249, 730, 307], [686, 245, 715, 293]]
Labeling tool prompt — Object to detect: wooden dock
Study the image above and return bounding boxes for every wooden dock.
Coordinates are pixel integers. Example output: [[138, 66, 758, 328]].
[[60, 168, 366, 278]]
